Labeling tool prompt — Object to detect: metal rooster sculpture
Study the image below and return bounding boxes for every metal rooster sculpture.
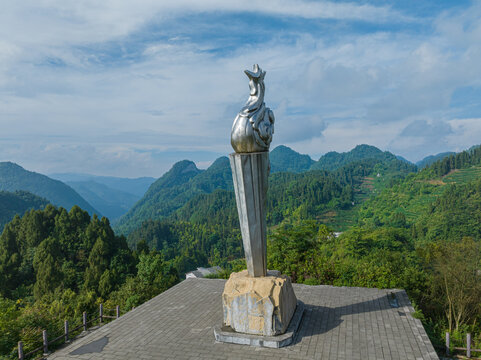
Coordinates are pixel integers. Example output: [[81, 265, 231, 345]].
[[231, 64, 275, 153]]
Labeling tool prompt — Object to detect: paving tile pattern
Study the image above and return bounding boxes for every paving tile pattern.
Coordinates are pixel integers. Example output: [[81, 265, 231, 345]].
[[48, 279, 438, 360]]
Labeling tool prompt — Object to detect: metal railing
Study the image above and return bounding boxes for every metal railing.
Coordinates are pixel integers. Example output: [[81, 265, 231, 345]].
[[17, 304, 127, 359], [446, 332, 480, 358]]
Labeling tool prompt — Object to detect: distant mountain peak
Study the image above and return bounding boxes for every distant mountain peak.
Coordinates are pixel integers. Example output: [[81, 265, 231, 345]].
[[115, 156, 232, 234], [0, 161, 20, 166], [0, 161, 25, 170], [310, 144, 397, 171], [270, 145, 315, 173], [141, 160, 202, 197], [0, 161, 99, 215], [352, 144, 383, 153], [180, 162, 199, 174], [171, 160, 200, 174], [272, 145, 293, 152], [207, 156, 230, 170]]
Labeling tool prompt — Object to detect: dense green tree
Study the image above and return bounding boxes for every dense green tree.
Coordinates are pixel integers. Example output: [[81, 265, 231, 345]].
[[136, 239, 149, 254], [0, 224, 21, 297], [268, 220, 333, 283], [33, 236, 64, 299], [0, 297, 20, 356]]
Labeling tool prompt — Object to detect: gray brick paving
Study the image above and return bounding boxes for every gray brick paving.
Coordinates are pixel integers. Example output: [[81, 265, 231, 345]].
[[48, 278, 438, 359]]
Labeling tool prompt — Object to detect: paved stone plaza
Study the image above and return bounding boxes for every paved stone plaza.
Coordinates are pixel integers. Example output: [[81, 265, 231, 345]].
[[48, 278, 438, 360]]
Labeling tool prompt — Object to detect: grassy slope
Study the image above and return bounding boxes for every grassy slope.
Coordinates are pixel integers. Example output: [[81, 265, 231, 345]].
[[318, 176, 377, 231], [318, 169, 415, 231], [354, 165, 481, 229]]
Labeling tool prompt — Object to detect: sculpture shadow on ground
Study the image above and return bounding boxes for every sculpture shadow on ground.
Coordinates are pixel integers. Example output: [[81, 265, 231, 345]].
[[290, 293, 400, 346], [69, 336, 109, 355]]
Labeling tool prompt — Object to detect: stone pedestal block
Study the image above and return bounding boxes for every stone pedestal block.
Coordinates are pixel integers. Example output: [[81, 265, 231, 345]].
[[222, 270, 297, 336]]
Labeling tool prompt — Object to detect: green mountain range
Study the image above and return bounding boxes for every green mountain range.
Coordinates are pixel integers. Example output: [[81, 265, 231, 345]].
[[2, 143, 481, 357], [270, 145, 315, 172], [0, 162, 99, 215], [116, 145, 416, 235], [0, 190, 49, 230], [310, 144, 405, 171], [115, 157, 232, 234]]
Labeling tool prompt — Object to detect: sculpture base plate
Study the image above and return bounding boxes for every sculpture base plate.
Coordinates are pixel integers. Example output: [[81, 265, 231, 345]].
[[214, 301, 304, 348]]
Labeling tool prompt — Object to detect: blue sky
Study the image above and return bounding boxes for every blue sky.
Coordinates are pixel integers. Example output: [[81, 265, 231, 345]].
[[1, 0, 480, 177]]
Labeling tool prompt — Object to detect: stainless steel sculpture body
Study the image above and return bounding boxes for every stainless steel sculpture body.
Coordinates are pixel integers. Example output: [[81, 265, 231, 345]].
[[231, 64, 275, 153], [230, 152, 269, 277], [230, 64, 274, 277], [220, 66, 298, 341]]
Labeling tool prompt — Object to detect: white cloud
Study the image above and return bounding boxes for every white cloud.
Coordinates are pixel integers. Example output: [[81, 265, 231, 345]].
[[446, 118, 481, 153], [286, 119, 405, 160], [0, 2, 481, 175], [388, 119, 453, 161]]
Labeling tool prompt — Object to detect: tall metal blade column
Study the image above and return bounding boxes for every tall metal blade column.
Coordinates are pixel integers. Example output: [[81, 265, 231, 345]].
[[229, 152, 269, 277]]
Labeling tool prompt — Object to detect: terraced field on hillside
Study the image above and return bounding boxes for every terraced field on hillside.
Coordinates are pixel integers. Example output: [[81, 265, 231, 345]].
[[320, 165, 481, 231], [443, 166, 481, 183], [318, 175, 384, 231]]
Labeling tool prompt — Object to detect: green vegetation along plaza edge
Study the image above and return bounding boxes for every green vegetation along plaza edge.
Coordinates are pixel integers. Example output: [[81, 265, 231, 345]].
[[1, 144, 481, 358]]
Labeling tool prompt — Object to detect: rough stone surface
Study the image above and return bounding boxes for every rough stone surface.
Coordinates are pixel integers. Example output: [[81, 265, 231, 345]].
[[214, 300, 304, 348], [48, 279, 439, 360], [222, 270, 297, 336]]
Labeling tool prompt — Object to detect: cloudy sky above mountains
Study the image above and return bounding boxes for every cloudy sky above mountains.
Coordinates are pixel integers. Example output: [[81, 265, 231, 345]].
[[1, 0, 481, 177]]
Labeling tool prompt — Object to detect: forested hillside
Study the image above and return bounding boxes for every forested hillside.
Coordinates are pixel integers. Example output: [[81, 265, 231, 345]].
[[126, 144, 481, 352], [0, 191, 49, 230], [172, 170, 351, 229], [266, 144, 481, 351], [115, 158, 232, 234], [310, 144, 409, 171], [0, 206, 179, 357], [171, 156, 416, 233], [2, 144, 481, 358], [124, 155, 415, 281], [118, 146, 319, 234], [117, 145, 416, 235], [270, 145, 315, 173], [357, 146, 481, 229], [0, 162, 99, 215]]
